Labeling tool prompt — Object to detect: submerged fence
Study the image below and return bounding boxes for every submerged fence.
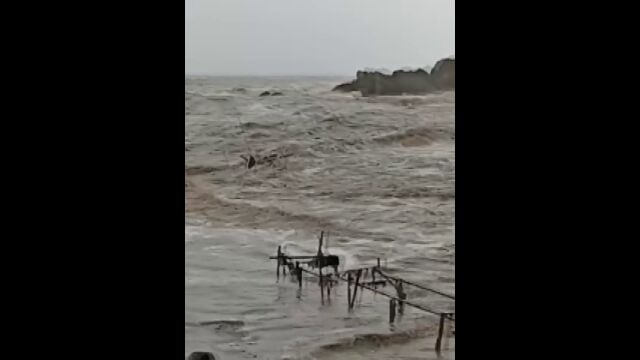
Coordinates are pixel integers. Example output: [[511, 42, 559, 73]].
[[269, 231, 455, 355]]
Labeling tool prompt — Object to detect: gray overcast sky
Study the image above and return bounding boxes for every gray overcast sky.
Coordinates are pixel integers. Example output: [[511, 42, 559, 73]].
[[185, 0, 454, 76]]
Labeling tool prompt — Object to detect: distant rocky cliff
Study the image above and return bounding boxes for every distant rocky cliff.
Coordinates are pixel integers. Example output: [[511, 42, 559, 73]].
[[333, 57, 455, 96]]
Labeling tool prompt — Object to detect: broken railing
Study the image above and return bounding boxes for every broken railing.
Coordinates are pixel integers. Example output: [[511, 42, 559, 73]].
[[269, 231, 455, 355]]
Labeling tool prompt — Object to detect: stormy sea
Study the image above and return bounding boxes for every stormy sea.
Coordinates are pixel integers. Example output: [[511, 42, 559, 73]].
[[185, 76, 454, 359]]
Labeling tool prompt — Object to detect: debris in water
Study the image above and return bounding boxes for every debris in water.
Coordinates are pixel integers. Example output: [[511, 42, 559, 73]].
[[259, 91, 283, 97], [240, 154, 257, 169], [240, 152, 292, 169]]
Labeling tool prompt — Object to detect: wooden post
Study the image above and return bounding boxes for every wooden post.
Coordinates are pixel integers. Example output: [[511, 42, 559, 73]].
[[377, 257, 381, 268], [347, 272, 352, 310], [396, 280, 406, 314], [296, 262, 302, 288], [319, 263, 324, 299], [282, 257, 287, 277], [351, 269, 362, 308], [276, 246, 281, 280], [371, 267, 376, 286], [318, 232, 324, 299], [435, 313, 446, 355], [317, 231, 324, 260], [389, 299, 396, 323]]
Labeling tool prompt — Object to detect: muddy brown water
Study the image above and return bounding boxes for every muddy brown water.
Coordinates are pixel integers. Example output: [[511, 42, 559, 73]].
[[185, 77, 454, 359]]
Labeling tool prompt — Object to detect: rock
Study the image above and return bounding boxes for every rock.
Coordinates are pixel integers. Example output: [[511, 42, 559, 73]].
[[332, 80, 358, 92], [259, 91, 283, 97], [351, 68, 436, 96], [332, 57, 454, 96], [187, 352, 215, 360], [430, 58, 455, 89]]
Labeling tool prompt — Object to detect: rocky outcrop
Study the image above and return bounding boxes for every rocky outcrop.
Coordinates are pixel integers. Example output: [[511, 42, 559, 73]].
[[187, 352, 215, 360], [333, 57, 454, 96], [358, 68, 437, 96], [430, 58, 455, 90]]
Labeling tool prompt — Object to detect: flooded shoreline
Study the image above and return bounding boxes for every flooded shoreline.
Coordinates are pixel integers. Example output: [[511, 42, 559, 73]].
[[185, 77, 454, 359]]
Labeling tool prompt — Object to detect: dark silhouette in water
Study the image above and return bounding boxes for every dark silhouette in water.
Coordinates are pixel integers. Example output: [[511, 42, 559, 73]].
[[240, 154, 257, 169], [306, 254, 340, 275], [259, 91, 283, 97], [188, 352, 215, 360]]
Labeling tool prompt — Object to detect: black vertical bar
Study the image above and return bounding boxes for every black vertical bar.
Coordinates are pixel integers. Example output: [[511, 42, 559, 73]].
[[296, 262, 302, 288], [377, 257, 380, 268], [435, 313, 446, 355]]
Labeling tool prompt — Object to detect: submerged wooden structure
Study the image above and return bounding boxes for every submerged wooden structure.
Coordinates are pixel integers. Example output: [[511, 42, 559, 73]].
[[269, 231, 455, 355]]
